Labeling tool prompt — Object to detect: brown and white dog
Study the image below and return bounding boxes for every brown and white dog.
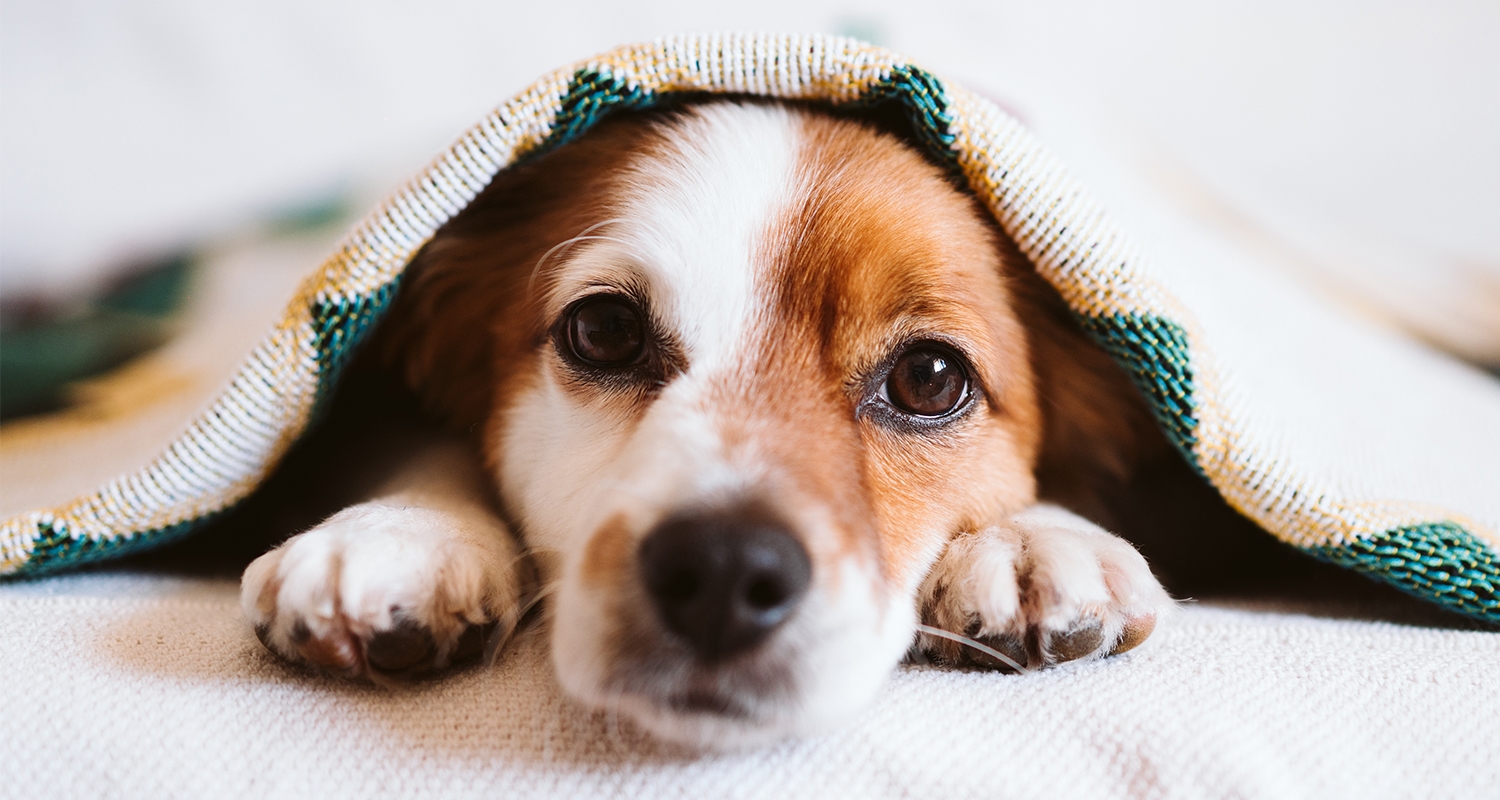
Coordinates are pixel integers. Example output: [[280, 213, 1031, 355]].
[[240, 101, 1174, 748]]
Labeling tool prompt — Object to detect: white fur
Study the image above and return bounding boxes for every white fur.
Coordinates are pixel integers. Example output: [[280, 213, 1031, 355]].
[[918, 503, 1174, 667], [240, 441, 522, 675]]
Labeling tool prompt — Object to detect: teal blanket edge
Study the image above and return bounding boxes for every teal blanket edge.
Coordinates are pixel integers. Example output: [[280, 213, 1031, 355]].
[[9, 66, 1499, 627]]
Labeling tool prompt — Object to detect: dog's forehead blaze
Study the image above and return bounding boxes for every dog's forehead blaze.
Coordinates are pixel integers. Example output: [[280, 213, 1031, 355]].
[[733, 112, 1042, 584]]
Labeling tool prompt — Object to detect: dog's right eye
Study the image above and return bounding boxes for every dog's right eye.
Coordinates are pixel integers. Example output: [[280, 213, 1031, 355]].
[[565, 295, 646, 367], [883, 344, 971, 418]]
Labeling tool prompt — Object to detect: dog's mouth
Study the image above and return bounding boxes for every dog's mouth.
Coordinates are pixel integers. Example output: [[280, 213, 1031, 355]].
[[600, 611, 803, 727], [666, 689, 751, 719], [582, 632, 830, 748]]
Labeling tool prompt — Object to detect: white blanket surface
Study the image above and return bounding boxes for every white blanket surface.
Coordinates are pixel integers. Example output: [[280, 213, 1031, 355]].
[[4, 573, 1495, 800]]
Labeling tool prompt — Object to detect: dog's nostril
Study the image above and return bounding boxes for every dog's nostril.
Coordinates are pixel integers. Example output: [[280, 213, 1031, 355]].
[[639, 506, 812, 663], [745, 575, 788, 611]]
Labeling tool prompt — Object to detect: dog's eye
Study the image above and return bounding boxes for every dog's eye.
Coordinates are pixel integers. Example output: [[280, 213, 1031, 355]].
[[885, 344, 970, 417], [566, 295, 645, 366]]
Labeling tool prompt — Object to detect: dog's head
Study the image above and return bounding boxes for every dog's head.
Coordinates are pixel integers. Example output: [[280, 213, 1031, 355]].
[[386, 101, 1134, 746]]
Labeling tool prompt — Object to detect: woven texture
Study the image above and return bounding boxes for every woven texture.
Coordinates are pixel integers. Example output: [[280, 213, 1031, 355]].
[[3, 34, 1498, 622], [2, 576, 1496, 799]]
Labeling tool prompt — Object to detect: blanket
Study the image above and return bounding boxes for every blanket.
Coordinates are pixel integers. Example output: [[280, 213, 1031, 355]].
[[2, 571, 1496, 799], [2, 34, 1498, 624]]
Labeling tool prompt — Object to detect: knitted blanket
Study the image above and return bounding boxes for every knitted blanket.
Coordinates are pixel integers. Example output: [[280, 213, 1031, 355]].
[[3, 573, 1495, 799], [3, 34, 1497, 624]]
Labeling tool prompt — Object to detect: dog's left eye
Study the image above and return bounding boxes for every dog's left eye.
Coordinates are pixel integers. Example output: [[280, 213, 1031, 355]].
[[565, 295, 646, 366], [884, 344, 971, 417]]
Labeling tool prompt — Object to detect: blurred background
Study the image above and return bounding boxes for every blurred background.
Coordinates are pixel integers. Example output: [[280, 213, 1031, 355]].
[[1, 0, 1497, 426]]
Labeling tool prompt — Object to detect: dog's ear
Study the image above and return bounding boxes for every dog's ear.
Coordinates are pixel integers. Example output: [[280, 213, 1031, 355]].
[[369, 116, 661, 432], [1000, 238, 1167, 524]]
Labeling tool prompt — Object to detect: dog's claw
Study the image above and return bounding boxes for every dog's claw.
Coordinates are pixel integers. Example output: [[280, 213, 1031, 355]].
[[964, 625, 1028, 673], [1110, 613, 1157, 656], [1043, 618, 1104, 665]]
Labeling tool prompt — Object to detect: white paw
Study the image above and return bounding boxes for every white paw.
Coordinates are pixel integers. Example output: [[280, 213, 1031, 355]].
[[918, 504, 1172, 671], [240, 502, 522, 679]]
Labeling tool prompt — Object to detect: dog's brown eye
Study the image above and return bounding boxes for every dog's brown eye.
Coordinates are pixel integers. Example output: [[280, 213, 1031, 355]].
[[885, 345, 970, 417], [566, 295, 645, 366]]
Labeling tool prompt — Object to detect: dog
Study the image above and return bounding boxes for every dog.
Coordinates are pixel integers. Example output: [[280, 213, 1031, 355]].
[[239, 100, 1175, 748]]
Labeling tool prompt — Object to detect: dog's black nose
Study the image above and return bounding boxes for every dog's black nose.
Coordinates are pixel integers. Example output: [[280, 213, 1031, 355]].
[[638, 507, 812, 663]]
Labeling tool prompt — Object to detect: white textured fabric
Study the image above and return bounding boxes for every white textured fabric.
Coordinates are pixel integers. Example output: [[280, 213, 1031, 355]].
[[3, 574, 1496, 799]]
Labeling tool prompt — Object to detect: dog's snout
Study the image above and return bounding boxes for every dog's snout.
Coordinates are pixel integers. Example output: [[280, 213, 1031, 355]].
[[639, 508, 812, 663]]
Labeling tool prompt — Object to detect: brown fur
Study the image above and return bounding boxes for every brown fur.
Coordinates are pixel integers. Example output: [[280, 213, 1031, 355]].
[[374, 115, 661, 437], [581, 513, 636, 590], [372, 101, 1162, 584], [749, 111, 1043, 586]]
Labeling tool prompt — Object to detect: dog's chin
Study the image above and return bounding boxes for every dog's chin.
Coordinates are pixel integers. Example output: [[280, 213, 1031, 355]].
[[552, 651, 903, 751], [548, 585, 918, 750]]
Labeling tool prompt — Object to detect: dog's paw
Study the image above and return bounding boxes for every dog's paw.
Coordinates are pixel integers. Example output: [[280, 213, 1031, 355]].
[[240, 502, 522, 680], [918, 504, 1171, 671]]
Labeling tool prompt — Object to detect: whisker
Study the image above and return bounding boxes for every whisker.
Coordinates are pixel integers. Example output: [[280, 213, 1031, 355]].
[[916, 623, 1029, 674], [482, 559, 562, 667], [499, 548, 537, 576], [481, 604, 521, 667], [497, 541, 564, 572], [526, 218, 628, 296], [517, 580, 562, 620]]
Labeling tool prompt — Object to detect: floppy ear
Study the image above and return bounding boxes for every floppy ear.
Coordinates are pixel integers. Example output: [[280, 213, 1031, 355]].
[[999, 236, 1168, 524], [370, 116, 660, 433]]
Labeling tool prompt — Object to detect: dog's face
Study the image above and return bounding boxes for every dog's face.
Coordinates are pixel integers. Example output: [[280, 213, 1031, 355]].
[[452, 103, 1045, 745]]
